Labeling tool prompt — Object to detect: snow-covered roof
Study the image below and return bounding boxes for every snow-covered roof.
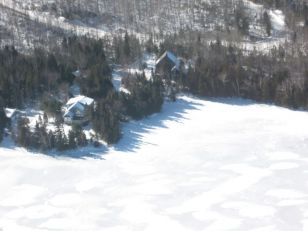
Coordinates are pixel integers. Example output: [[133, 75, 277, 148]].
[[4, 108, 17, 119], [72, 70, 81, 78], [63, 95, 94, 119], [66, 95, 94, 107], [63, 102, 85, 118], [156, 51, 180, 69], [63, 110, 74, 118]]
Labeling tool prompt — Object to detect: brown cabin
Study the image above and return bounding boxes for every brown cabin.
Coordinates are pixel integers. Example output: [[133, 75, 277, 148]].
[[155, 51, 180, 78]]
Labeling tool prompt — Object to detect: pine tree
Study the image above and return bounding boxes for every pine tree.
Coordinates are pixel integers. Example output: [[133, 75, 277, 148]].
[[48, 131, 55, 149], [263, 11, 272, 36], [68, 129, 77, 149], [16, 118, 30, 147], [43, 112, 48, 125], [0, 97, 6, 142], [124, 32, 131, 58], [55, 123, 67, 151], [32, 121, 41, 148], [304, 4, 308, 26], [72, 124, 88, 146]]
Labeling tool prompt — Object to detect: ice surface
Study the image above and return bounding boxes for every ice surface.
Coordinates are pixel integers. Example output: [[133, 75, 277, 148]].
[[1, 96, 308, 231]]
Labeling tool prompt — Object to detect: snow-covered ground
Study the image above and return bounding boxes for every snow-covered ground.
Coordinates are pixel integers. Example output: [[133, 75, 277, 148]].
[[1, 95, 308, 231], [112, 53, 156, 93], [0, 0, 291, 54]]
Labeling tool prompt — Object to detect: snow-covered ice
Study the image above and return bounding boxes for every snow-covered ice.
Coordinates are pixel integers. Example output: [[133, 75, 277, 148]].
[[1, 95, 308, 231]]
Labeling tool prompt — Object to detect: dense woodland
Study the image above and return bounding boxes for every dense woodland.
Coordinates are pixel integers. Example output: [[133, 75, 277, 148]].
[[0, 0, 307, 51], [185, 40, 308, 108], [0, 34, 163, 150], [0, 0, 308, 151]]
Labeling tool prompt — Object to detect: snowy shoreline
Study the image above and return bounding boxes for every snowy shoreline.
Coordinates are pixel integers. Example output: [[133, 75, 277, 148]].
[[1, 95, 308, 231]]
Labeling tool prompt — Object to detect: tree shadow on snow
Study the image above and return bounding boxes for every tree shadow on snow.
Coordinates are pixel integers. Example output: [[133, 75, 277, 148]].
[[205, 97, 257, 107], [114, 98, 202, 153], [49, 97, 202, 158], [0, 97, 201, 159], [0, 135, 108, 160], [47, 145, 109, 160], [3, 96, 285, 159]]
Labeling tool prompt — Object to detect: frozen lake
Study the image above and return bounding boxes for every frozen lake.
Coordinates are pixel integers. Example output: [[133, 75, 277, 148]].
[[1, 96, 308, 231]]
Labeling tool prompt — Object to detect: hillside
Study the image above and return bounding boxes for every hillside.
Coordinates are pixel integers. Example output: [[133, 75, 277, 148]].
[[0, 2, 308, 230], [0, 0, 307, 147], [0, 0, 303, 52], [1, 96, 308, 230]]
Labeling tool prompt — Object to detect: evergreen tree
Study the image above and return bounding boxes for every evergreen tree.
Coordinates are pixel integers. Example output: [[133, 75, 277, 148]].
[[43, 112, 48, 125], [235, 2, 250, 35], [55, 123, 67, 151], [91, 97, 121, 144], [124, 32, 131, 58], [304, 4, 308, 26], [263, 11, 272, 36], [72, 124, 88, 146], [0, 97, 6, 142], [16, 118, 30, 147], [68, 129, 77, 149]]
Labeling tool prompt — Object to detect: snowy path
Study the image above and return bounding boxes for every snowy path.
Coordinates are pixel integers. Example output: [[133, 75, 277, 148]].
[[1, 96, 308, 231]]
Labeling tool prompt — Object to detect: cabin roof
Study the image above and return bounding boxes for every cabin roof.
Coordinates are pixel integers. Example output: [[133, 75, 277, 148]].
[[63, 95, 94, 119], [66, 95, 94, 107], [156, 51, 180, 69], [63, 102, 85, 117], [4, 108, 17, 119]]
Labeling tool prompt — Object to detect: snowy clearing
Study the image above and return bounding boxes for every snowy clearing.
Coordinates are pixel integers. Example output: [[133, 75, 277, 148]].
[[1, 96, 308, 231]]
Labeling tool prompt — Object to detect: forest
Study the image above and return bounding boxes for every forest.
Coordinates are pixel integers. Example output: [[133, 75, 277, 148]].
[[0, 34, 163, 151]]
